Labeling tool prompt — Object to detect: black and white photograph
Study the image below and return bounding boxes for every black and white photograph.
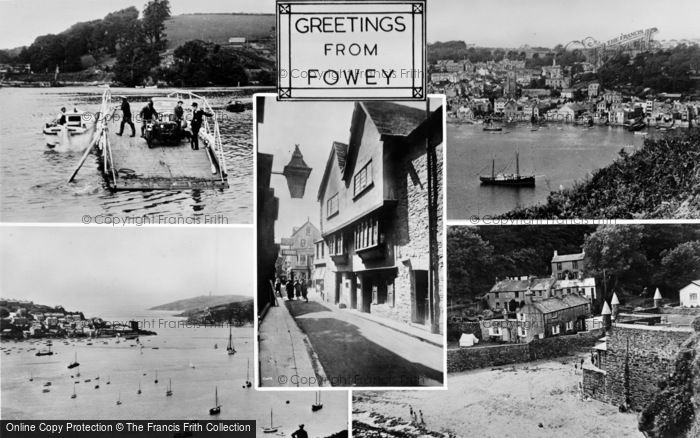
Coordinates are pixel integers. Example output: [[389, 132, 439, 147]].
[[0, 0, 283, 223], [428, 0, 700, 220], [256, 95, 446, 388], [354, 224, 700, 438], [0, 226, 349, 435]]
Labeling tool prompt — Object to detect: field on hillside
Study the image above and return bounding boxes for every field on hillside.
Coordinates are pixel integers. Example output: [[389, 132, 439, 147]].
[[164, 13, 275, 49]]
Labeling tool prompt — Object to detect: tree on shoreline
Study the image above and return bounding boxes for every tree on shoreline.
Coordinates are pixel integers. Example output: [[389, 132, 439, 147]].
[[142, 0, 171, 51]]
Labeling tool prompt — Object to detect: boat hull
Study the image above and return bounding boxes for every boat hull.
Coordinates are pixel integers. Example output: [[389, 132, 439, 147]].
[[43, 124, 96, 151], [480, 176, 535, 187]]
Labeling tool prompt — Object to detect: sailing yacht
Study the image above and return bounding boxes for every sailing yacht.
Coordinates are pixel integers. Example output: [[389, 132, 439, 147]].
[[227, 325, 236, 355], [116, 392, 122, 405], [244, 359, 252, 388], [312, 391, 323, 411], [71, 383, 77, 399], [209, 387, 221, 415], [154, 370, 159, 384], [68, 350, 80, 369], [137, 381, 142, 395], [166, 378, 173, 396], [262, 409, 278, 433]]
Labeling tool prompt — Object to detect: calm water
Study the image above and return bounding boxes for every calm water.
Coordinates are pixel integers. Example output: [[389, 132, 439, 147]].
[[1, 310, 348, 436], [446, 123, 653, 218], [0, 87, 254, 223]]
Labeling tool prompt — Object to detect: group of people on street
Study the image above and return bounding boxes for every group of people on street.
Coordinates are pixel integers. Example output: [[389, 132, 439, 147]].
[[115, 96, 213, 150], [274, 277, 309, 303]]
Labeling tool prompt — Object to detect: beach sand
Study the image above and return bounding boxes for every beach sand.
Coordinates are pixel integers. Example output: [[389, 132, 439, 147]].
[[353, 352, 642, 438]]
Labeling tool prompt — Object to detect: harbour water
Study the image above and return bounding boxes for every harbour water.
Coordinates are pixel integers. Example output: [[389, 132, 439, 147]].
[[0, 310, 348, 437], [0, 87, 255, 223], [446, 123, 653, 219]]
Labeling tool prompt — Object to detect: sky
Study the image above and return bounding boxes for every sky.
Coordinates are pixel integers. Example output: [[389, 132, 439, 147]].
[[1, 0, 699, 50], [0, 226, 254, 317], [257, 96, 442, 240]]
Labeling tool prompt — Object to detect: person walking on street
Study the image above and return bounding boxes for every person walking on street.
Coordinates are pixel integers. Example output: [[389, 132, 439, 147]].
[[274, 279, 281, 298], [140, 99, 158, 137], [286, 279, 294, 301], [116, 97, 136, 137], [190, 102, 213, 150], [294, 279, 301, 300], [301, 281, 308, 303], [292, 424, 308, 438]]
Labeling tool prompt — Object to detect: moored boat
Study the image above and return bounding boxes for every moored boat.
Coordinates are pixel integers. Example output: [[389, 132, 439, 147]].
[[312, 391, 323, 412], [227, 325, 236, 355], [209, 387, 221, 415], [43, 109, 97, 150], [480, 152, 535, 187], [262, 409, 278, 433]]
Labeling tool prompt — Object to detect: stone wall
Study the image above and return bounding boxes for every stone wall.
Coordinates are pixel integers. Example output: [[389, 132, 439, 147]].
[[582, 367, 608, 403], [529, 328, 605, 360], [448, 343, 530, 372], [659, 307, 700, 316], [603, 325, 692, 410], [447, 328, 604, 373]]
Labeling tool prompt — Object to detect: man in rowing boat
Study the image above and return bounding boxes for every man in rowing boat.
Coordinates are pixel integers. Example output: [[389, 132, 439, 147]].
[[116, 97, 136, 137], [139, 99, 158, 138], [190, 102, 213, 150]]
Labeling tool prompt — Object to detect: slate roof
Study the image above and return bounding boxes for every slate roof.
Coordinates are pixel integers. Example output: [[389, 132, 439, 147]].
[[552, 251, 585, 263], [530, 294, 590, 314], [489, 277, 555, 293], [333, 141, 348, 171], [360, 101, 429, 138]]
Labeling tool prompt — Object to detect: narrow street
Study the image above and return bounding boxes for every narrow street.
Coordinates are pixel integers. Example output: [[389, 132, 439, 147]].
[[282, 291, 443, 387]]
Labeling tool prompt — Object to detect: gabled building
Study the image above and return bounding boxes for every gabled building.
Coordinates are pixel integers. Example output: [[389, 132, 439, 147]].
[[279, 220, 321, 285], [485, 276, 556, 311], [551, 250, 585, 280], [316, 101, 444, 333], [516, 293, 591, 342]]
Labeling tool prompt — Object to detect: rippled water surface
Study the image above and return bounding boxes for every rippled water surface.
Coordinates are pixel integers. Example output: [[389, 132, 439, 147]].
[[0, 87, 256, 223]]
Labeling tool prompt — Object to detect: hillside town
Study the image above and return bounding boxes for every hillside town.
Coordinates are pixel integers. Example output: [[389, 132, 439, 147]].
[[0, 298, 152, 340], [429, 33, 700, 130]]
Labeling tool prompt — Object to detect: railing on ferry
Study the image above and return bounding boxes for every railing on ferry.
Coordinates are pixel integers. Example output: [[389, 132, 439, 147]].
[[167, 90, 228, 184]]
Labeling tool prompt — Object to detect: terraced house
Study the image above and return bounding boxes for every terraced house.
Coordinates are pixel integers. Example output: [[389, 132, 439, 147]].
[[315, 100, 444, 334]]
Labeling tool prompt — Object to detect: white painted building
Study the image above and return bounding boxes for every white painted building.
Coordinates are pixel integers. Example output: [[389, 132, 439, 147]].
[[680, 280, 700, 307]]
